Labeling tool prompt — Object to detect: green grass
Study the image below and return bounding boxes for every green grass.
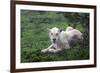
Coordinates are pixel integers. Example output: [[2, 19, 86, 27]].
[[21, 10, 89, 63], [21, 47, 89, 62]]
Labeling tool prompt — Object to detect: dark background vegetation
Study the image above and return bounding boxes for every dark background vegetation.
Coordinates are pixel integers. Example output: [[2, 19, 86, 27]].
[[21, 10, 89, 63]]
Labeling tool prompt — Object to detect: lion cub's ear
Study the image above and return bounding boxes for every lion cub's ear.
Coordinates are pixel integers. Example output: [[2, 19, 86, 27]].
[[59, 29, 64, 32], [47, 28, 51, 32]]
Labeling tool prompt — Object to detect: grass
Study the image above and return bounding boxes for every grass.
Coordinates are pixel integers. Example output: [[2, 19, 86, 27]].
[[21, 47, 89, 62], [21, 23, 89, 63], [21, 10, 89, 63]]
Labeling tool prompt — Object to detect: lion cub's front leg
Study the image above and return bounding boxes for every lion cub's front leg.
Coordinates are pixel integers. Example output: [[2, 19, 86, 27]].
[[41, 44, 61, 53], [41, 44, 53, 53]]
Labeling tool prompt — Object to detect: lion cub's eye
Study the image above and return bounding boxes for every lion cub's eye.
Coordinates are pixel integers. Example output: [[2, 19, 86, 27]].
[[56, 33, 58, 36], [51, 33, 53, 35]]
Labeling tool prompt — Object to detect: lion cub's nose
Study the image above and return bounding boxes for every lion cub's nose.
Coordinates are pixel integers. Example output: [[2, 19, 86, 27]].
[[53, 39, 56, 43]]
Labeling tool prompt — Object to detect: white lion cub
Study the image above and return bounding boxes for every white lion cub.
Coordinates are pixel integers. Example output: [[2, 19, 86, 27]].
[[41, 27, 70, 53], [41, 26, 83, 53]]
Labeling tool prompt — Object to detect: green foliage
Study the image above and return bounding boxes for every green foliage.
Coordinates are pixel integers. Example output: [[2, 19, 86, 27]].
[[21, 10, 89, 63], [21, 48, 89, 62]]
